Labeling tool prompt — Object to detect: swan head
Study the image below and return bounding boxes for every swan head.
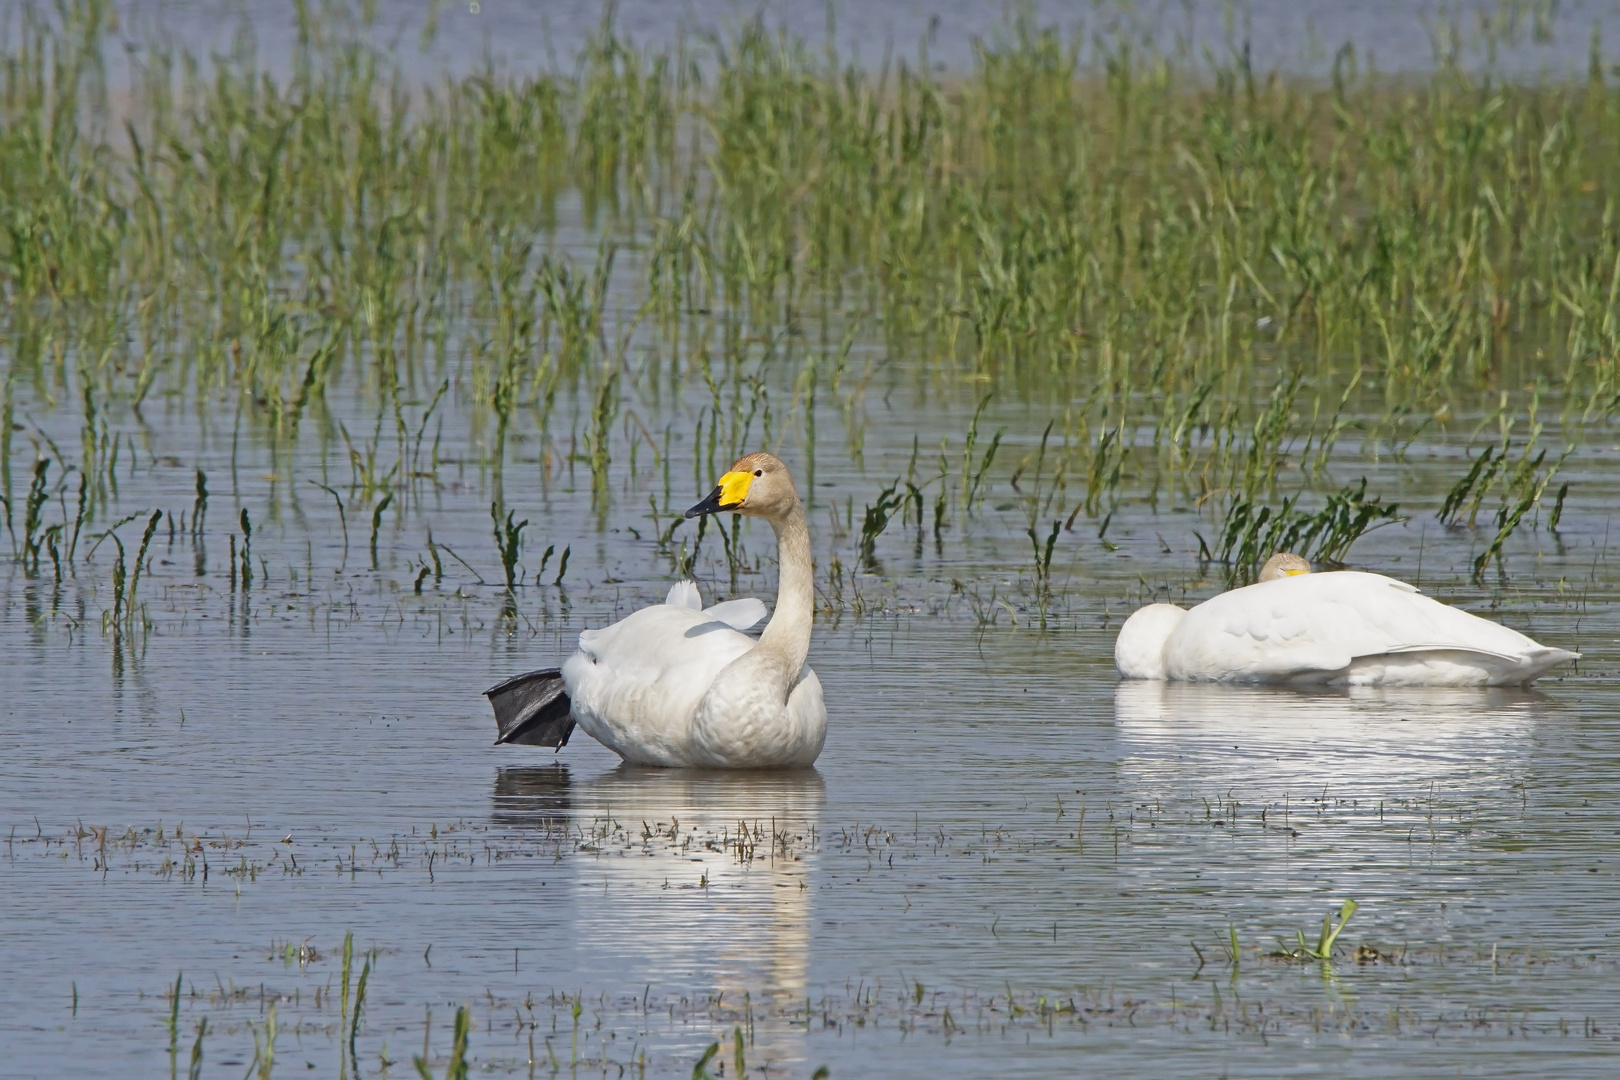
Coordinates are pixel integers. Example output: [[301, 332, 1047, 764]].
[[1257, 552, 1311, 582], [1115, 603, 1187, 680], [685, 453, 799, 520]]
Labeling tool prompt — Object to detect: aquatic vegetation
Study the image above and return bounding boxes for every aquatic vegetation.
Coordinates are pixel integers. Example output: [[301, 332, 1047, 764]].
[[367, 495, 391, 571], [127, 509, 161, 617], [0, 0, 1602, 630], [166, 972, 183, 1078], [857, 480, 904, 569], [1472, 450, 1570, 579], [491, 503, 527, 593], [691, 1041, 720, 1080], [341, 932, 373, 1080], [1205, 481, 1403, 586], [1438, 435, 1571, 578], [960, 399, 1005, 516], [238, 509, 255, 590], [12, 768, 1620, 1073], [1, 7, 1613, 1062], [15, 457, 53, 574], [249, 1001, 277, 1080], [1271, 899, 1361, 962], [413, 1003, 469, 1080]]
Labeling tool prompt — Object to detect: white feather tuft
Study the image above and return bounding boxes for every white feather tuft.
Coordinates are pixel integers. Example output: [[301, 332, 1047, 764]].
[[665, 580, 703, 610]]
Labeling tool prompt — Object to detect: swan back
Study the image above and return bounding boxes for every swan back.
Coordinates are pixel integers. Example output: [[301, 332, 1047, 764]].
[[662, 580, 768, 630], [1163, 571, 1575, 686], [1114, 603, 1188, 679]]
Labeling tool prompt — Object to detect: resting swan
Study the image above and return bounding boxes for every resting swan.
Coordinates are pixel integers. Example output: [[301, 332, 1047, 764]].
[[1115, 552, 1577, 688], [484, 453, 826, 768]]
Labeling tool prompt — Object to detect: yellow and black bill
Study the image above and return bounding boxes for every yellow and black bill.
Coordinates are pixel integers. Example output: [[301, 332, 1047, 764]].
[[685, 471, 752, 518]]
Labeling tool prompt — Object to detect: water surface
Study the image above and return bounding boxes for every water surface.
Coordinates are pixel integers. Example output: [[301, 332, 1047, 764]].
[[4, 2, 1620, 1077]]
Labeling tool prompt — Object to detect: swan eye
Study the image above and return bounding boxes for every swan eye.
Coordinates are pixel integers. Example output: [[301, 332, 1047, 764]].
[[753, 469, 762, 477]]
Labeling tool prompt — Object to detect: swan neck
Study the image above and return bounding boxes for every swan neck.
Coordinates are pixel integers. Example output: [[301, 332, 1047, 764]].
[[758, 500, 814, 675]]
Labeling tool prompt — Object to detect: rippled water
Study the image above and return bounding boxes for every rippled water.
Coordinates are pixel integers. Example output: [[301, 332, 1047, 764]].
[[5, 370, 1620, 1076], [7, 2, 1620, 1077]]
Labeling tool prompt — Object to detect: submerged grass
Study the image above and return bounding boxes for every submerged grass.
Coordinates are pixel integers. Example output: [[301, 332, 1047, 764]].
[[113, 916, 1620, 1076], [20, 777, 1620, 1073]]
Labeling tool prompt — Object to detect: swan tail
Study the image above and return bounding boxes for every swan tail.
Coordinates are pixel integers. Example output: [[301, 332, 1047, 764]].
[[1507, 647, 1580, 686], [1346, 645, 1579, 686], [485, 668, 576, 749]]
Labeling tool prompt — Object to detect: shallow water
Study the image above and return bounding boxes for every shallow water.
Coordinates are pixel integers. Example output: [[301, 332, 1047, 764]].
[[4, 369, 1620, 1077], [103, 0, 1620, 80], [7, 3, 1620, 1078]]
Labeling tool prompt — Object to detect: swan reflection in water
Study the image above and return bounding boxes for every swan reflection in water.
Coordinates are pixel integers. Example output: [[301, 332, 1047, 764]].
[[1113, 680, 1556, 797], [493, 764, 824, 1065]]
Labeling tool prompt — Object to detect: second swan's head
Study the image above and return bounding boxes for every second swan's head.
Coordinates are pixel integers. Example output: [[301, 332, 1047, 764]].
[[1257, 551, 1311, 582], [686, 453, 798, 520]]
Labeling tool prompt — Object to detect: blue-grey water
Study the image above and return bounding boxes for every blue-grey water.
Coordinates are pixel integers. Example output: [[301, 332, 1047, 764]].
[[5, 365, 1620, 1078], [93, 0, 1620, 81], [5, 2, 1620, 1078]]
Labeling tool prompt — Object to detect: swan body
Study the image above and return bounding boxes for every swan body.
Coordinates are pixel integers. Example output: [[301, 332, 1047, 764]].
[[564, 580, 825, 767], [1116, 564, 1576, 688], [488, 453, 827, 768]]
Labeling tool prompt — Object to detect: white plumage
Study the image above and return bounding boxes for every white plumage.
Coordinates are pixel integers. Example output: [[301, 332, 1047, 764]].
[[563, 580, 825, 767], [545, 452, 826, 769], [1116, 569, 1576, 687]]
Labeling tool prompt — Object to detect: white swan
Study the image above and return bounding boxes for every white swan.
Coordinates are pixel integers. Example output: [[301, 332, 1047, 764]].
[[486, 453, 826, 768], [1115, 552, 1577, 687]]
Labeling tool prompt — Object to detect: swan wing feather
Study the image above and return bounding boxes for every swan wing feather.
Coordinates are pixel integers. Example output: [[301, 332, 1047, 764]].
[[1380, 642, 1521, 663], [574, 605, 754, 679], [564, 604, 759, 765], [702, 597, 768, 630]]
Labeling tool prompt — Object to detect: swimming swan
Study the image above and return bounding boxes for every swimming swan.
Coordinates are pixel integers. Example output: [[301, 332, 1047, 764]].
[[485, 453, 826, 768], [1115, 552, 1577, 687]]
